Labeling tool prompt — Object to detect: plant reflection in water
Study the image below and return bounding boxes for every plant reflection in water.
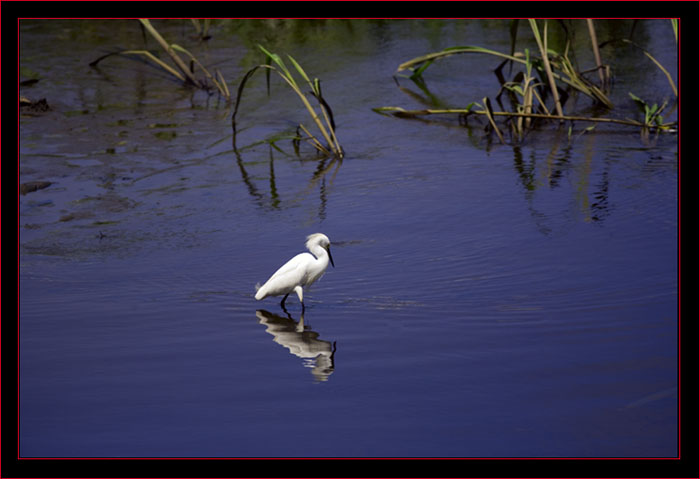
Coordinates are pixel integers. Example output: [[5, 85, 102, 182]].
[[255, 309, 336, 382]]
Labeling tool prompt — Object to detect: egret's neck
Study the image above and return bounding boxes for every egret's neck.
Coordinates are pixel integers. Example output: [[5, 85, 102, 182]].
[[309, 244, 328, 265]]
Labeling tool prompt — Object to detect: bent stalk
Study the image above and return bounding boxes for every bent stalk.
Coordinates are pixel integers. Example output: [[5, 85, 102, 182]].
[[232, 46, 343, 158], [373, 106, 676, 130]]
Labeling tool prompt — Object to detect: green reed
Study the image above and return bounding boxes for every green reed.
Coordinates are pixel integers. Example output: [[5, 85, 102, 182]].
[[232, 45, 343, 158]]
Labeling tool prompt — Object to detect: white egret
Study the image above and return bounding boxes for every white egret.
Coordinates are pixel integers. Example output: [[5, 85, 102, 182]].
[[255, 233, 335, 310]]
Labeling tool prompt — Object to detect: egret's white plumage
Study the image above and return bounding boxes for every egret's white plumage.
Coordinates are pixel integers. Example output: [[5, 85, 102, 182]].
[[255, 233, 334, 309]]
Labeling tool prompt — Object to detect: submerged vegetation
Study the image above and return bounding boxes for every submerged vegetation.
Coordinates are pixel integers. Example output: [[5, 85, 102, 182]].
[[376, 18, 678, 145]]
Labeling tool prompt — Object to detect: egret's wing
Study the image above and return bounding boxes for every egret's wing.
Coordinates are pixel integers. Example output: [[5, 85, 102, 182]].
[[267, 253, 310, 281], [257, 253, 312, 297]]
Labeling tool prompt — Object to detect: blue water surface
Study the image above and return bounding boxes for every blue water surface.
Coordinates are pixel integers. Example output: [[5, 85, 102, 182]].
[[19, 19, 678, 458]]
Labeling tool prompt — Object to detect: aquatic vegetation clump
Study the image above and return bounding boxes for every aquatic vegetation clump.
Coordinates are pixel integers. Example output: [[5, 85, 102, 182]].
[[377, 19, 677, 145], [90, 19, 230, 101], [232, 45, 343, 159]]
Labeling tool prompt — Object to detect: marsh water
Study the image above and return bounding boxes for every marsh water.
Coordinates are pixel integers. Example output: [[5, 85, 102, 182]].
[[19, 20, 678, 458]]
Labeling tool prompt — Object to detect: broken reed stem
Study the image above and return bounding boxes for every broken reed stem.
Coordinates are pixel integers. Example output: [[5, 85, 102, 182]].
[[318, 101, 343, 156], [118, 50, 187, 82], [586, 19, 606, 87], [529, 19, 564, 118], [375, 107, 676, 129], [170, 43, 230, 99], [276, 71, 338, 155], [255, 46, 339, 156], [139, 19, 202, 87], [298, 123, 331, 155], [483, 97, 506, 144]]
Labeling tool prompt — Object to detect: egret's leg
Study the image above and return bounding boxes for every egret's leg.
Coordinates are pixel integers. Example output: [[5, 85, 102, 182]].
[[280, 292, 290, 308], [294, 286, 304, 311], [294, 286, 304, 303]]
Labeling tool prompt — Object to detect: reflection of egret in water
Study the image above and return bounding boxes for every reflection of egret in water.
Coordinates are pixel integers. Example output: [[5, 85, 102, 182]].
[[255, 309, 336, 382]]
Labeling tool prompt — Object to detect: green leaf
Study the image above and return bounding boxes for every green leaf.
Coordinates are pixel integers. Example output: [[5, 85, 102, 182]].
[[506, 84, 524, 96], [411, 58, 435, 79], [628, 92, 647, 114], [287, 54, 312, 86], [258, 44, 291, 79]]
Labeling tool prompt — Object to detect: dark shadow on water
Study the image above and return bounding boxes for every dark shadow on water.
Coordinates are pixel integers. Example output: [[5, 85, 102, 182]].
[[511, 130, 615, 235], [255, 309, 336, 382], [233, 147, 265, 207], [232, 139, 342, 220]]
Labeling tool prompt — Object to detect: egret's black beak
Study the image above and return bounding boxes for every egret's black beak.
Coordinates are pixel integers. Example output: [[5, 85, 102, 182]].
[[327, 246, 335, 267]]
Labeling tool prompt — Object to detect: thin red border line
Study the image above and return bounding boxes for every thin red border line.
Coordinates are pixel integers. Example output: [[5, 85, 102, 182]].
[[15, 17, 682, 463], [14, 18, 682, 464], [16, 17, 678, 19], [22, 457, 568, 462], [14, 16, 682, 464], [677, 16, 681, 463], [15, 17, 19, 468]]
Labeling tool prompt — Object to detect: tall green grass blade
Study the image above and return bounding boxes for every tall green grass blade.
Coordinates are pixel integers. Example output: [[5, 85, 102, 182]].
[[258, 44, 294, 84], [287, 54, 313, 90], [233, 50, 342, 158], [269, 69, 336, 152], [286, 54, 340, 154], [288, 54, 341, 154]]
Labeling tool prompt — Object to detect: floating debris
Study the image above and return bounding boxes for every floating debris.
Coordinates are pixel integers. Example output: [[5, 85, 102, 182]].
[[20, 97, 51, 113], [20, 181, 52, 195]]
